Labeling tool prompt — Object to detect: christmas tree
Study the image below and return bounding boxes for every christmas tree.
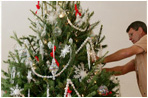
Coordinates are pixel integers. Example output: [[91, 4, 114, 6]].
[[2, 1, 120, 97]]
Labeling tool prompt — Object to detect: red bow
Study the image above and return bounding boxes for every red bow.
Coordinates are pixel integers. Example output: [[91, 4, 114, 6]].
[[35, 56, 39, 62], [75, 4, 81, 17], [50, 46, 59, 67], [66, 87, 72, 97], [35, 1, 40, 14]]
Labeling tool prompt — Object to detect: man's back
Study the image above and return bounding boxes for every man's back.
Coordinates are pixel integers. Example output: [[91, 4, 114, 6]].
[[134, 35, 147, 97]]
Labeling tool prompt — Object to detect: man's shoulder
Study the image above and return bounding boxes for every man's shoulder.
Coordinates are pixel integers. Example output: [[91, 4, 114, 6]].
[[134, 35, 147, 52], [136, 35, 147, 44], [142, 35, 147, 39]]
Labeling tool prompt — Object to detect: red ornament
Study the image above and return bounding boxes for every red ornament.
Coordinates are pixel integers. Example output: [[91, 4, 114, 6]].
[[75, 4, 81, 17], [35, 56, 39, 61]]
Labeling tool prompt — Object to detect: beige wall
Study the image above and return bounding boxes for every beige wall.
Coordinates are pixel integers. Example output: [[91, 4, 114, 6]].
[[2, 1, 147, 97]]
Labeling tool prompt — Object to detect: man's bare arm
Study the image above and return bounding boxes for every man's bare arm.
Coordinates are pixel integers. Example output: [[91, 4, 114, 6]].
[[104, 59, 135, 76], [104, 45, 144, 63]]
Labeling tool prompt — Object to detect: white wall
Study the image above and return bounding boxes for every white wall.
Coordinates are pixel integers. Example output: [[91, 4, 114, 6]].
[[2, 1, 147, 97]]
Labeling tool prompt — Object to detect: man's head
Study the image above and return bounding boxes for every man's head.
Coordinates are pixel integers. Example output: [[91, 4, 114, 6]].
[[126, 21, 147, 44]]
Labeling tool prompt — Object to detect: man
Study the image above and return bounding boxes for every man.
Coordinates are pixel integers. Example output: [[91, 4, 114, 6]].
[[95, 21, 147, 97]]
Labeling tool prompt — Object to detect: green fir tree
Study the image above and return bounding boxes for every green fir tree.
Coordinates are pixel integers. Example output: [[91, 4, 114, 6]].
[[2, 1, 120, 97]]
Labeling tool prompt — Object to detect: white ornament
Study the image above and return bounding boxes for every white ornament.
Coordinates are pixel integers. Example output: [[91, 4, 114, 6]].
[[47, 41, 53, 49], [86, 43, 91, 69], [47, 12, 57, 24], [53, 27, 62, 36], [39, 40, 44, 60], [27, 70, 32, 83], [60, 45, 70, 58], [69, 38, 73, 44], [10, 84, 23, 97], [46, 60, 50, 67], [74, 63, 88, 82], [89, 38, 96, 61]]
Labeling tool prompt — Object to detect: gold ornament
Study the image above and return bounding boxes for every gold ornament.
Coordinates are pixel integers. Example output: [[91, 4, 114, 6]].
[[59, 12, 65, 18], [43, 40, 47, 44], [32, 63, 36, 69], [82, 94, 84, 97], [76, 39, 78, 42], [66, 11, 69, 14], [32, 63, 36, 67], [94, 81, 97, 84]]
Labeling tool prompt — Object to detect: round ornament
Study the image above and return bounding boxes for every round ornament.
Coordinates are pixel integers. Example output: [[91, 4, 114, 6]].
[[97, 85, 109, 96], [53, 27, 62, 36], [48, 42, 53, 49], [59, 11, 65, 18]]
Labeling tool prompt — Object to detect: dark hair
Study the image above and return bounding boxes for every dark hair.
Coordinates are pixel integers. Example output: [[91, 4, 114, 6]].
[[126, 21, 147, 34]]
